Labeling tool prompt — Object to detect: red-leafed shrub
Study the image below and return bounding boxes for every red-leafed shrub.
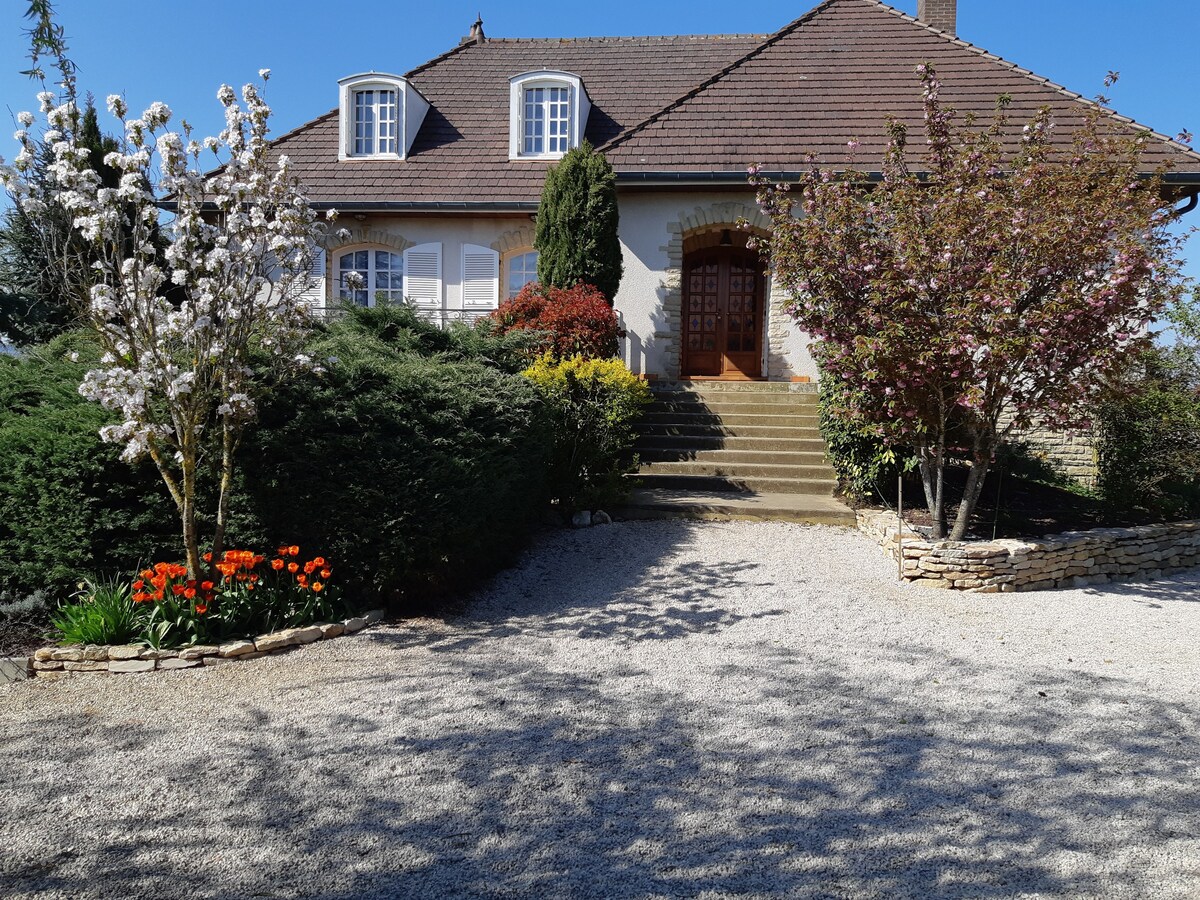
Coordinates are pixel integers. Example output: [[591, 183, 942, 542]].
[[490, 282, 622, 360]]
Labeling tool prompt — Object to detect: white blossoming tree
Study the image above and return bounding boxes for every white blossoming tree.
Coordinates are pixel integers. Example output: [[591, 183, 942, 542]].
[[2, 70, 339, 579]]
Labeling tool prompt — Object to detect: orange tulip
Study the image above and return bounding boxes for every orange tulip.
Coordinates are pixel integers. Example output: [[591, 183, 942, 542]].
[[277, 546, 289, 557], [271, 559, 285, 571], [312, 557, 326, 568], [312, 582, 324, 593], [288, 546, 300, 557], [320, 569, 332, 579], [303, 561, 316, 574], [195, 603, 208, 615], [287, 562, 299, 573], [184, 587, 196, 600]]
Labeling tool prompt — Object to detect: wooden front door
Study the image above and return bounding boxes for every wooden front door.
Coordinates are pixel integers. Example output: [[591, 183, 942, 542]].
[[682, 248, 764, 379]]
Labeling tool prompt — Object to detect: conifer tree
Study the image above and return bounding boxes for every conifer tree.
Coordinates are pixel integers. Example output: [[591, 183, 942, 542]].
[[534, 140, 623, 302]]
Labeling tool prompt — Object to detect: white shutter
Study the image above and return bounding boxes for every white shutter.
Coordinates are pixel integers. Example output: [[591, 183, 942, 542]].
[[462, 244, 500, 308], [296, 247, 327, 313], [403, 242, 442, 309]]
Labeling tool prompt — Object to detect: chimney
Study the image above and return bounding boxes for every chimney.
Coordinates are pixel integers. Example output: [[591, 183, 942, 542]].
[[917, 0, 956, 35], [461, 14, 486, 45]]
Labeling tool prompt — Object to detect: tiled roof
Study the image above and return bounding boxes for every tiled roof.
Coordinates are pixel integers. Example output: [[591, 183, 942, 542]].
[[273, 34, 767, 206], [272, 0, 1200, 208], [602, 0, 1200, 176]]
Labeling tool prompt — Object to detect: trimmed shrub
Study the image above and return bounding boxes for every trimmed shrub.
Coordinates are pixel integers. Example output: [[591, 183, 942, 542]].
[[0, 310, 553, 616], [490, 282, 621, 360], [818, 370, 907, 502], [0, 333, 178, 602], [522, 353, 651, 509], [1095, 350, 1200, 519], [237, 310, 553, 605]]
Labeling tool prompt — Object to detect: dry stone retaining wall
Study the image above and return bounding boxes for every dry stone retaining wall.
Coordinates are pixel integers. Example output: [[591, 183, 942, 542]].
[[0, 610, 384, 685], [857, 509, 1200, 593]]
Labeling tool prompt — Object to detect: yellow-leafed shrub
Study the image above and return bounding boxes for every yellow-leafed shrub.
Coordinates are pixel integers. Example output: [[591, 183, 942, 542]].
[[522, 354, 651, 509]]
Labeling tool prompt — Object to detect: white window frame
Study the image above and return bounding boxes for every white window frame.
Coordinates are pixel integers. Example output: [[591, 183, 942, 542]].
[[508, 71, 590, 161], [335, 248, 405, 308], [504, 249, 539, 299], [338, 73, 430, 161]]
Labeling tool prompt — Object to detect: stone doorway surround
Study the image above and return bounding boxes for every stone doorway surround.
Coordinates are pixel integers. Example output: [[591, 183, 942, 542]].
[[660, 200, 800, 382]]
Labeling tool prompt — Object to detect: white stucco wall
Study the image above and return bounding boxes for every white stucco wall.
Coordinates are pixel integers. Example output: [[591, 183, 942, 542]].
[[335, 192, 818, 381], [614, 190, 817, 380]]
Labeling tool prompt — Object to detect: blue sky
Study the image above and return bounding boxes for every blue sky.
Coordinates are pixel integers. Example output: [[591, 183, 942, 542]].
[[2, 0, 1199, 278]]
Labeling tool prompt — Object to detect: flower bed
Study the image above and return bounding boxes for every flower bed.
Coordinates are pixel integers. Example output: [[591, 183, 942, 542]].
[[1, 610, 384, 683], [858, 509, 1200, 592]]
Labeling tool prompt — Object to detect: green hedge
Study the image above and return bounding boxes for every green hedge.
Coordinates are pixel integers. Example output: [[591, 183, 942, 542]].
[[1095, 350, 1200, 519], [0, 308, 552, 610], [238, 309, 552, 603], [0, 334, 177, 602]]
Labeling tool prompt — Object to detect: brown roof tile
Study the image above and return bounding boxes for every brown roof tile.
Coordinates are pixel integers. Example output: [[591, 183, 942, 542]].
[[272, 0, 1200, 207], [603, 0, 1200, 176]]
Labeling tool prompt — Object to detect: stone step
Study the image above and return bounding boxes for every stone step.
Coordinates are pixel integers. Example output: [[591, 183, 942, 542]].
[[616, 488, 855, 526], [655, 380, 818, 394], [638, 423, 825, 439], [639, 412, 820, 428], [635, 435, 828, 453], [633, 472, 838, 495], [637, 447, 830, 466], [639, 460, 835, 479], [650, 391, 820, 407], [649, 400, 818, 416]]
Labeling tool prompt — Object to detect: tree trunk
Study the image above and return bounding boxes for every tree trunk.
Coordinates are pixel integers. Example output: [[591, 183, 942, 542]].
[[180, 452, 202, 580], [209, 422, 236, 580], [917, 444, 949, 540], [949, 449, 992, 542]]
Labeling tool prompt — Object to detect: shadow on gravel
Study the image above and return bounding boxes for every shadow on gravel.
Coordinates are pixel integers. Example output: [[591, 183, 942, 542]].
[[1079, 569, 1200, 607], [382, 522, 791, 652], [4, 641, 1198, 899]]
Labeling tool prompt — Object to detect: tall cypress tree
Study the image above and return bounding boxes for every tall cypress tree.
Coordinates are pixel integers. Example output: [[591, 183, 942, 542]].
[[534, 140, 623, 302]]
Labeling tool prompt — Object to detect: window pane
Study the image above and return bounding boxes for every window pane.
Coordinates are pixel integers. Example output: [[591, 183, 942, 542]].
[[507, 250, 539, 298], [339, 248, 402, 307]]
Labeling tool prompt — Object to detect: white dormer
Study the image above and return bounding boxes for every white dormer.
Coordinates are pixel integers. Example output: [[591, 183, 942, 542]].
[[338, 72, 429, 161], [508, 70, 590, 161]]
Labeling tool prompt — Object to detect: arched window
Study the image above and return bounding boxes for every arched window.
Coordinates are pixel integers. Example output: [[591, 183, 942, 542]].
[[506, 250, 539, 299], [508, 71, 590, 160], [337, 249, 404, 307]]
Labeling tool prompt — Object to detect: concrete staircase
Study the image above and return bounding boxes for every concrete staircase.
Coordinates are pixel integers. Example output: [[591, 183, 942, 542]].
[[619, 381, 855, 525]]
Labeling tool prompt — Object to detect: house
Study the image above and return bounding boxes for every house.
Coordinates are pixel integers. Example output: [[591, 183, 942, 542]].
[[275, 0, 1200, 384]]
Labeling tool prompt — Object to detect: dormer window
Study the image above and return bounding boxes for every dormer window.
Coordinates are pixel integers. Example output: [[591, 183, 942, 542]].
[[509, 71, 590, 160], [338, 73, 429, 161], [353, 88, 397, 155]]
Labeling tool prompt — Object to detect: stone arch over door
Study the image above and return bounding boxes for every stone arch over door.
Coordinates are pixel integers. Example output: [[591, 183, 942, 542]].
[[661, 200, 793, 380]]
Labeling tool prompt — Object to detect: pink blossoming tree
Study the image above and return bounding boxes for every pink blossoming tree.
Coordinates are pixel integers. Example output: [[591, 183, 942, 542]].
[[750, 65, 1190, 541]]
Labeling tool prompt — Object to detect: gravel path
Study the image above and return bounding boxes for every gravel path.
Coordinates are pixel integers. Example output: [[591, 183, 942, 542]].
[[3, 520, 1200, 899]]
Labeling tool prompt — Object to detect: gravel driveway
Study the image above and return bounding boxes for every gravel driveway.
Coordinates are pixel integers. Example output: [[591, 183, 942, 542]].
[[3, 520, 1200, 899]]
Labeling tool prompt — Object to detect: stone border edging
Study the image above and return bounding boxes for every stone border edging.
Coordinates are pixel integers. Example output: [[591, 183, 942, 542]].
[[1, 610, 385, 685], [857, 510, 1200, 593]]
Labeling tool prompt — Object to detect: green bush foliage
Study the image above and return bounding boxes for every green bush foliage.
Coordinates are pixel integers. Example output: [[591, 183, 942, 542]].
[[534, 141, 623, 301], [0, 333, 178, 601], [522, 353, 651, 510], [817, 370, 907, 502], [5, 307, 554, 617], [1095, 349, 1200, 519], [236, 306, 553, 604]]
